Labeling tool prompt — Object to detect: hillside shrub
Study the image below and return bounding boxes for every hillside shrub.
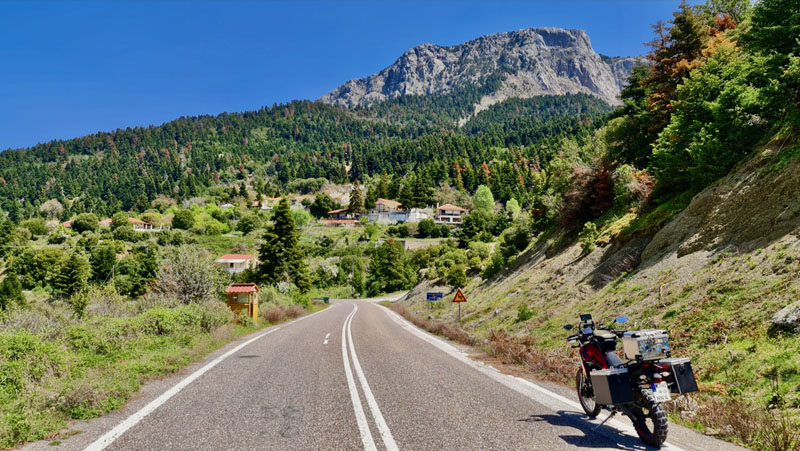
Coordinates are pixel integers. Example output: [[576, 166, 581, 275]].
[[578, 222, 599, 255], [417, 218, 436, 238], [445, 264, 468, 288], [71, 213, 99, 233], [19, 218, 46, 236], [172, 209, 195, 230], [482, 250, 506, 280], [515, 303, 533, 323]]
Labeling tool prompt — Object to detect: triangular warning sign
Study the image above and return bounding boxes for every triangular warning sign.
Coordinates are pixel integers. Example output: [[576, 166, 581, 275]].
[[452, 288, 467, 303]]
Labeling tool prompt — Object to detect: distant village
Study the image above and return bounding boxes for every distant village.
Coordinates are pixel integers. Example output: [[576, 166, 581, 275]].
[[249, 184, 468, 229], [58, 182, 471, 278]]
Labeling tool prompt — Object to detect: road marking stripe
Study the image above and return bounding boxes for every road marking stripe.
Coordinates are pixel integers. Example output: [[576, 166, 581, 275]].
[[84, 304, 336, 451], [381, 306, 686, 451], [346, 305, 399, 451], [324, 332, 331, 345], [342, 305, 377, 451]]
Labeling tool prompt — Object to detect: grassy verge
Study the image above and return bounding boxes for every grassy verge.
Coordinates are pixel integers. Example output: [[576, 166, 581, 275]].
[[0, 300, 322, 448], [387, 303, 473, 345]]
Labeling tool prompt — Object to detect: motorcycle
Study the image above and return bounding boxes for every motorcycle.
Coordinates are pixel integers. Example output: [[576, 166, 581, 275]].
[[564, 314, 698, 447]]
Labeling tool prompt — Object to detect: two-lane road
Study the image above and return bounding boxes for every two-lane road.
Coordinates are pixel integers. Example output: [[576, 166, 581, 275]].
[[32, 300, 742, 451]]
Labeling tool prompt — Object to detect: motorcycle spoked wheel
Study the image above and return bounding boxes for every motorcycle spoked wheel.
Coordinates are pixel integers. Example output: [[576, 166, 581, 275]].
[[630, 388, 668, 447], [575, 368, 602, 418]]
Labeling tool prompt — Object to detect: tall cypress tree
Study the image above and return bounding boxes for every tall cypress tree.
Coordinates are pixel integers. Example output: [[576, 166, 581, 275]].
[[257, 198, 311, 293], [348, 180, 364, 214], [0, 271, 25, 310], [53, 253, 90, 297]]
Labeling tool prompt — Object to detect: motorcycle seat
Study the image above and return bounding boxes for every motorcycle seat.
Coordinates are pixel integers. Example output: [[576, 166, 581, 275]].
[[593, 329, 617, 340]]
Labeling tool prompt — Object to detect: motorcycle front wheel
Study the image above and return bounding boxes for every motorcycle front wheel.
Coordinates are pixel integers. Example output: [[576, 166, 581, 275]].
[[575, 368, 601, 418], [630, 388, 668, 447]]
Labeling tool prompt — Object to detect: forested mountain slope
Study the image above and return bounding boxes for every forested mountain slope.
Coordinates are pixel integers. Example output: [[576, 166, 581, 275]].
[[0, 92, 610, 220]]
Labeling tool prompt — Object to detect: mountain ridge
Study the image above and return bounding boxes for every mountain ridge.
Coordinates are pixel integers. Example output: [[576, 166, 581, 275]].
[[320, 27, 642, 110]]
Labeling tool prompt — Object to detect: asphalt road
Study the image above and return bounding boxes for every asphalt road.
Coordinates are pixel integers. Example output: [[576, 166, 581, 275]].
[[30, 300, 744, 451]]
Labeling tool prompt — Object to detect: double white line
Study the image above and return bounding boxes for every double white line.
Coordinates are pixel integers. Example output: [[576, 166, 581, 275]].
[[341, 304, 398, 451]]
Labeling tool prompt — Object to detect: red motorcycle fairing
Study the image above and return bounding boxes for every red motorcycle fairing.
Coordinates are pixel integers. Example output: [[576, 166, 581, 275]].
[[580, 342, 609, 373]]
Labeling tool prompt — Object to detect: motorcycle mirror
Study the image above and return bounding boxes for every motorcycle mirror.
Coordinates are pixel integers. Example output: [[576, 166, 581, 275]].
[[615, 316, 628, 324], [563, 324, 574, 331]]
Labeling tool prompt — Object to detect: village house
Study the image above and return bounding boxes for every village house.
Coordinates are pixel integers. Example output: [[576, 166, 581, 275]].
[[129, 217, 166, 232], [215, 254, 256, 274], [365, 199, 432, 225], [434, 204, 467, 225], [327, 208, 355, 220], [373, 198, 401, 213]]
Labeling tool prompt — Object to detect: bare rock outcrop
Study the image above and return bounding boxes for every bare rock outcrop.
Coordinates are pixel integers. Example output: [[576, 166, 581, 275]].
[[320, 28, 642, 109]]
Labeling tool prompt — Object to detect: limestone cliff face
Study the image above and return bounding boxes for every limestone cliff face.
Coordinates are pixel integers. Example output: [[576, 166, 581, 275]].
[[320, 28, 642, 108]]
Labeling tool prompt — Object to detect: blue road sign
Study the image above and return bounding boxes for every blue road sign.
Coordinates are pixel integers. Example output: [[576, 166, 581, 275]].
[[426, 292, 444, 302]]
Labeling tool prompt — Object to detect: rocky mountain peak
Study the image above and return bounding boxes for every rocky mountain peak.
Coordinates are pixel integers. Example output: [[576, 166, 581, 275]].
[[320, 27, 642, 110]]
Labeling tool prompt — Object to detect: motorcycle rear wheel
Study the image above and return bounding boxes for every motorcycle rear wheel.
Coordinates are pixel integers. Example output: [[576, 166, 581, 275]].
[[631, 388, 668, 447], [575, 368, 602, 418]]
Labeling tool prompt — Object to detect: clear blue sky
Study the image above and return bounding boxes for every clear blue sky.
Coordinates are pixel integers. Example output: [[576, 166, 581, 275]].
[[0, 1, 689, 150]]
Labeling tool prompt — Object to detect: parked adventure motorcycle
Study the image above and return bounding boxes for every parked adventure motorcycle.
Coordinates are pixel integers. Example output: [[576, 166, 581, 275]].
[[564, 314, 698, 447]]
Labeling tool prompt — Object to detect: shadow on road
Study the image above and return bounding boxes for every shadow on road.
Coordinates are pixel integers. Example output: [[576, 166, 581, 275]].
[[518, 411, 655, 450]]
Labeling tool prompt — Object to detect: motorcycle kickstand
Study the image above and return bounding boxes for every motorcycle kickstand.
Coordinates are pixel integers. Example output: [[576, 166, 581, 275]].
[[592, 410, 617, 430]]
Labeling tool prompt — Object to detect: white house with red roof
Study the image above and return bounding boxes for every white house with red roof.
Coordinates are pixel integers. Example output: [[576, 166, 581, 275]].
[[434, 204, 467, 225], [129, 217, 166, 232], [215, 254, 255, 274]]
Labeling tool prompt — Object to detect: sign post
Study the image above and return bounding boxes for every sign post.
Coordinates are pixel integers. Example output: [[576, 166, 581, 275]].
[[452, 288, 467, 321], [426, 292, 443, 310]]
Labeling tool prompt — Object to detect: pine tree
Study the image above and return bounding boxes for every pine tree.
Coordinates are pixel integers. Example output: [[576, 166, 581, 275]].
[[257, 198, 311, 293], [348, 180, 364, 214], [0, 271, 25, 310], [53, 253, 90, 297]]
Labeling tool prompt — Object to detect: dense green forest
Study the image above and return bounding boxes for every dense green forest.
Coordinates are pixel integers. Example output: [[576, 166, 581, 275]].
[[0, 92, 609, 220]]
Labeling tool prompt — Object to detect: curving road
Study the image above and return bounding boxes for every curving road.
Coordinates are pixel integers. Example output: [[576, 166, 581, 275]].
[[30, 300, 743, 451]]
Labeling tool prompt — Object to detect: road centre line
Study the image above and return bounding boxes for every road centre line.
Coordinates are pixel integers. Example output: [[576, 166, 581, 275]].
[[346, 305, 399, 451], [324, 332, 331, 345], [84, 304, 337, 451], [380, 305, 686, 451], [341, 305, 377, 451]]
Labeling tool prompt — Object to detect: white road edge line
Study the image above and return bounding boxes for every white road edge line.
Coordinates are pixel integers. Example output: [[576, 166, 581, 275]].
[[84, 304, 337, 451], [342, 305, 378, 451], [380, 305, 686, 451], [324, 332, 331, 345], [347, 305, 400, 451]]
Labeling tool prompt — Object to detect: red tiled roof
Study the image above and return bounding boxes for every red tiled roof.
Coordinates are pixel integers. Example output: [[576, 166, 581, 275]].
[[62, 221, 71, 228], [437, 204, 466, 212], [226, 283, 259, 293], [327, 208, 348, 215], [216, 254, 252, 261], [128, 218, 150, 225], [99, 218, 112, 227]]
